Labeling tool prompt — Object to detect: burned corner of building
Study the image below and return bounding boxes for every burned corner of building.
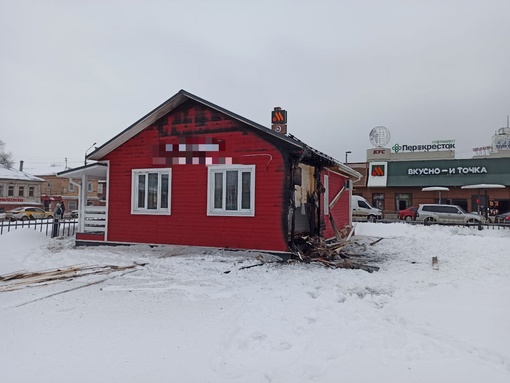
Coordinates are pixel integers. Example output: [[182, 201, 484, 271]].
[[286, 146, 336, 244], [284, 150, 376, 271]]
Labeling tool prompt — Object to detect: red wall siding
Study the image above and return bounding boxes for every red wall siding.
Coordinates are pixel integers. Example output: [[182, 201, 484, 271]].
[[322, 169, 350, 240], [76, 233, 105, 241], [103, 102, 289, 251]]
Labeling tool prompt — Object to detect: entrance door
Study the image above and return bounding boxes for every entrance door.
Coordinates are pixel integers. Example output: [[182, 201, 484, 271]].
[[395, 193, 412, 211], [372, 193, 385, 211], [471, 195, 488, 215]]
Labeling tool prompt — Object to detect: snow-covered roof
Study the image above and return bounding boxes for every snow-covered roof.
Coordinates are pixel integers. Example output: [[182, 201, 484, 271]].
[[0, 165, 45, 182], [26, 166, 69, 176]]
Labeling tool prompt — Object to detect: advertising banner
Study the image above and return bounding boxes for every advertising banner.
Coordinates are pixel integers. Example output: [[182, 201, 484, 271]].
[[387, 158, 510, 187]]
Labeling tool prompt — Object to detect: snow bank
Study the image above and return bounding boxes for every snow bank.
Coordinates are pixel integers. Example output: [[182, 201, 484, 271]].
[[0, 223, 509, 383]]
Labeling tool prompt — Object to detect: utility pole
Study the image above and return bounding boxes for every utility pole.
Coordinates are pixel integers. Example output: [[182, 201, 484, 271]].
[[84, 143, 96, 166]]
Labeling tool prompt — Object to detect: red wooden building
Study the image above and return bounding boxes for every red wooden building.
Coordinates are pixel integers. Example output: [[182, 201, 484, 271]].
[[59, 90, 360, 253]]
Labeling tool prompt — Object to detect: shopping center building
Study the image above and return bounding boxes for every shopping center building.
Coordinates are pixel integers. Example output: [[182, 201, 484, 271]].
[[348, 123, 510, 217]]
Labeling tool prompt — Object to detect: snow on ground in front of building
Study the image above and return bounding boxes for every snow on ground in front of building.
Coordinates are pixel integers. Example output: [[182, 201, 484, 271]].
[[1, 223, 509, 383]]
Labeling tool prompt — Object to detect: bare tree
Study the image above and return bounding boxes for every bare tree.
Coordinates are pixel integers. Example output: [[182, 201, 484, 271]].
[[0, 140, 14, 168]]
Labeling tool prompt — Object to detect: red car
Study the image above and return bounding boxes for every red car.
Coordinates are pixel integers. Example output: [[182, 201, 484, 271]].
[[399, 206, 418, 221], [494, 212, 510, 223]]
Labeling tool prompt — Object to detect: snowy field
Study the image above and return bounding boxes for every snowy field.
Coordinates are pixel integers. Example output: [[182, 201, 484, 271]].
[[1, 223, 509, 383]]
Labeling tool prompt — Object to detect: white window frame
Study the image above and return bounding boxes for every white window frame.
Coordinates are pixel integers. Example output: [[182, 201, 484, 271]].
[[131, 168, 172, 215], [69, 181, 74, 192], [207, 165, 255, 216], [87, 181, 93, 193]]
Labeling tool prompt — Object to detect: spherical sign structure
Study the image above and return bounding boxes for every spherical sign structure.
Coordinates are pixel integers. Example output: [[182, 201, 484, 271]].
[[369, 126, 391, 147]]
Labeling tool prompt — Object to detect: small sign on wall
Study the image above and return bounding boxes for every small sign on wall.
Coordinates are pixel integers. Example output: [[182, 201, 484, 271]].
[[367, 162, 388, 187], [271, 107, 287, 134]]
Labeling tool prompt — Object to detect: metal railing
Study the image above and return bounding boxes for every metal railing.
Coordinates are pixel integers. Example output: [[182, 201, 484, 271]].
[[0, 218, 78, 237]]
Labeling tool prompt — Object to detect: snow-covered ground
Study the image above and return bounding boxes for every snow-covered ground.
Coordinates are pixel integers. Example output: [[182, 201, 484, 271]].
[[1, 223, 509, 383]]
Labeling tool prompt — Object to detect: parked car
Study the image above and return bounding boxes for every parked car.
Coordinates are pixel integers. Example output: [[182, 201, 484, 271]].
[[352, 195, 382, 222], [70, 210, 79, 218], [398, 206, 418, 221], [469, 211, 492, 223], [0, 207, 5, 221], [494, 211, 510, 223], [415, 204, 484, 224], [5, 207, 54, 221]]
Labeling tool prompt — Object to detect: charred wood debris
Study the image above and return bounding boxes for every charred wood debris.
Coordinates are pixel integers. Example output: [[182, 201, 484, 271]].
[[232, 226, 382, 274], [288, 227, 381, 273]]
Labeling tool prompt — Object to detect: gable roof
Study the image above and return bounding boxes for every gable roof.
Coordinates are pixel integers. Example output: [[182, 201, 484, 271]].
[[87, 89, 361, 180], [88, 89, 302, 161]]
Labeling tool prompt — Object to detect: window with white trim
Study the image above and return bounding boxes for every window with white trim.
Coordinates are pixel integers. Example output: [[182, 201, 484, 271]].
[[131, 168, 171, 215], [69, 181, 74, 192], [207, 165, 255, 216]]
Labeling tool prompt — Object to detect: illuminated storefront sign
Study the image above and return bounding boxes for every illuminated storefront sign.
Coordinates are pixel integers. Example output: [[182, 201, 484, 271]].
[[408, 166, 488, 176], [371, 164, 385, 176], [386, 158, 510, 187], [367, 162, 388, 187], [392, 140, 455, 153]]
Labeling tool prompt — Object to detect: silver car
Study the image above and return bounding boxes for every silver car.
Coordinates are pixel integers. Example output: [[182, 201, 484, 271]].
[[415, 204, 484, 224]]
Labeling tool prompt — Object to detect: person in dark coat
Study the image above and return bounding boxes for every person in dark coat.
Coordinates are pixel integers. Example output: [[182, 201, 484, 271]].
[[52, 203, 63, 238], [60, 201, 65, 218]]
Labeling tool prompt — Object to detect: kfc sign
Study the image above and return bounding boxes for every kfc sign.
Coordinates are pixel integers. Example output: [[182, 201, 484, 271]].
[[372, 149, 386, 155]]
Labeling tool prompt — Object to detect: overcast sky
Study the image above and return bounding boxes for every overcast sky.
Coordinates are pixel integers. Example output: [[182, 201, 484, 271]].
[[1, 0, 509, 170]]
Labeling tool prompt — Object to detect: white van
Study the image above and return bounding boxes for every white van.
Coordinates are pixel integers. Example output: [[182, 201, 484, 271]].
[[352, 195, 383, 222]]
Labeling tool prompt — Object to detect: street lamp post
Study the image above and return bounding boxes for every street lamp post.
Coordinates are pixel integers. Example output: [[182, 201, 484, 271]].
[[345, 151, 352, 164], [84, 142, 97, 166]]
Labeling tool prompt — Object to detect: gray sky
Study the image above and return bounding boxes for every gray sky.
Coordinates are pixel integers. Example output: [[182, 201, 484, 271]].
[[1, 0, 509, 170]]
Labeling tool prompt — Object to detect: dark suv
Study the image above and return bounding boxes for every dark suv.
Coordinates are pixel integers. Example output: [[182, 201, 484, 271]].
[[415, 204, 484, 224]]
